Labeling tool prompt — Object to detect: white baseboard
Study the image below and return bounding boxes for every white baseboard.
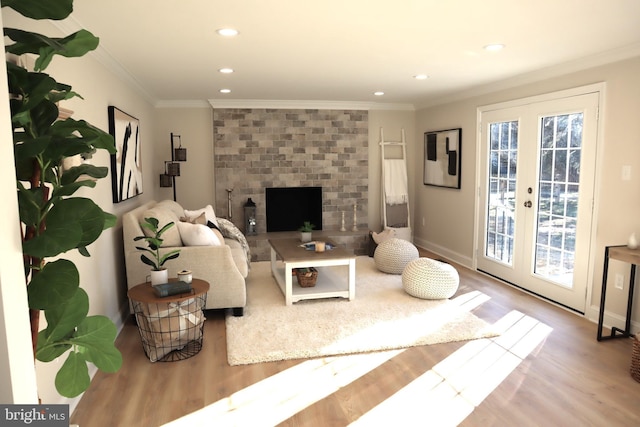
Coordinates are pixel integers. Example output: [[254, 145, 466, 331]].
[[413, 237, 473, 269], [585, 303, 639, 337]]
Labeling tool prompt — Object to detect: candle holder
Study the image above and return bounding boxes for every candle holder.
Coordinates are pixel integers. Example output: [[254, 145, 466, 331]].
[[352, 204, 358, 232]]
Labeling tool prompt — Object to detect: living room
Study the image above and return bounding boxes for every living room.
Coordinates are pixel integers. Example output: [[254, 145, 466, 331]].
[[2, 1, 640, 425]]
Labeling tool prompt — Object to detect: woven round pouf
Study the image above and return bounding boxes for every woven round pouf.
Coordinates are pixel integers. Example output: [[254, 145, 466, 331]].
[[374, 238, 419, 274], [402, 258, 459, 299]]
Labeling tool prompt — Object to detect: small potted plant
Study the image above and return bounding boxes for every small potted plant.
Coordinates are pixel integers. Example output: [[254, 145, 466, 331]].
[[134, 217, 181, 285], [299, 221, 315, 243]]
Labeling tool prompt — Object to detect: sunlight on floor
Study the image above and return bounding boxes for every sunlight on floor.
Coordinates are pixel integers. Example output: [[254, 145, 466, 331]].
[[163, 303, 551, 427], [321, 290, 493, 354], [162, 349, 404, 426], [349, 310, 553, 426]]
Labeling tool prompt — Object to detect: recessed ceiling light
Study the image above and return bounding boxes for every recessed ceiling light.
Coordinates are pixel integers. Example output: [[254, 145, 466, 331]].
[[484, 43, 505, 52], [413, 74, 429, 80], [219, 68, 234, 74], [374, 91, 384, 96], [219, 89, 231, 94], [217, 28, 238, 37]]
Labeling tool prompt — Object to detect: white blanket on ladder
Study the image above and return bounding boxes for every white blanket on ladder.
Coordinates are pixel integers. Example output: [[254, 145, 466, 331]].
[[384, 159, 408, 205]]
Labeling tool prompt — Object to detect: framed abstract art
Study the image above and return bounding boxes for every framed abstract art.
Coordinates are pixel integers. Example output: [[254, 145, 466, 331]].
[[423, 128, 462, 189], [108, 106, 143, 202]]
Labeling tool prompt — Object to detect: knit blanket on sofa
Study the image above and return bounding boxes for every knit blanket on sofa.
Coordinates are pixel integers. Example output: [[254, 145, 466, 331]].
[[217, 218, 251, 271]]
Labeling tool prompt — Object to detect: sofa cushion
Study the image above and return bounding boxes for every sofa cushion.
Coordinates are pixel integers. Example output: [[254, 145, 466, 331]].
[[141, 206, 182, 247], [156, 200, 185, 219], [184, 205, 219, 228], [177, 222, 223, 246], [180, 212, 207, 225], [227, 239, 249, 277]]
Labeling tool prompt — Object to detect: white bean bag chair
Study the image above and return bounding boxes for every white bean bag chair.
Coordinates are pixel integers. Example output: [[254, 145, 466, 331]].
[[374, 238, 419, 274], [402, 258, 459, 299]]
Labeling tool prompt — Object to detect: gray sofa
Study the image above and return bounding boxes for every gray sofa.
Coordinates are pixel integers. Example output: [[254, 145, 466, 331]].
[[123, 200, 248, 315]]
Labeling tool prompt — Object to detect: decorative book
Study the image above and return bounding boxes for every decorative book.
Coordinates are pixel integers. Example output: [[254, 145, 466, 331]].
[[152, 281, 192, 297]]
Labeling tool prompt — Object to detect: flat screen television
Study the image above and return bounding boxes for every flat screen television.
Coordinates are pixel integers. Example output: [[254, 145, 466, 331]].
[[265, 186, 323, 232]]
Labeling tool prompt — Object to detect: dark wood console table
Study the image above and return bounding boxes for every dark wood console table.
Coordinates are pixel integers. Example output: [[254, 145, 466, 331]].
[[597, 245, 639, 341]]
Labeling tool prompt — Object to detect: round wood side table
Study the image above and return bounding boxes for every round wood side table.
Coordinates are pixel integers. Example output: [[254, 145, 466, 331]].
[[128, 278, 209, 362]]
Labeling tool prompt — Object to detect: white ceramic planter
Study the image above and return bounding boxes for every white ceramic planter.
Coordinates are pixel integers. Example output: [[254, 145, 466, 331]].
[[300, 231, 312, 243], [149, 269, 168, 286]]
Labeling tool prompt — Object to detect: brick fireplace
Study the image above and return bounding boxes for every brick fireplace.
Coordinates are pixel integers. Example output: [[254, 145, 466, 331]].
[[213, 108, 369, 260]]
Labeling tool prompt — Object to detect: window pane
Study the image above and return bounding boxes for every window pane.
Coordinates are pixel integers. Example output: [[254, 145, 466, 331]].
[[570, 113, 583, 148], [510, 122, 518, 149], [568, 149, 581, 183], [500, 123, 510, 149], [554, 149, 567, 181], [555, 115, 568, 148], [540, 149, 553, 181], [490, 124, 499, 150]]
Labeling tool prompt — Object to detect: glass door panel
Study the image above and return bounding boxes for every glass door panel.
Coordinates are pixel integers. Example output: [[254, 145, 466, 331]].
[[485, 120, 518, 265], [534, 113, 583, 287]]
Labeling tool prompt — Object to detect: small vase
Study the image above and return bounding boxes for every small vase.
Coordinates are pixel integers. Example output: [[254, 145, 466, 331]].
[[301, 231, 312, 243], [149, 269, 168, 286], [177, 269, 192, 284], [629, 233, 639, 250]]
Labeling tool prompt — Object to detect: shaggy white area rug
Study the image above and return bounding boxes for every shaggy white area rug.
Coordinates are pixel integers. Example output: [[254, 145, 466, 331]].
[[225, 256, 498, 366]]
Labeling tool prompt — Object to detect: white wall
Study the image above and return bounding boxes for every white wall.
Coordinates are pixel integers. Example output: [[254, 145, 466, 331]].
[[414, 56, 640, 326], [154, 107, 215, 210]]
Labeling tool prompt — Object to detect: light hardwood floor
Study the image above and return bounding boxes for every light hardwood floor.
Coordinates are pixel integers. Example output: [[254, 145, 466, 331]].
[[71, 251, 640, 426]]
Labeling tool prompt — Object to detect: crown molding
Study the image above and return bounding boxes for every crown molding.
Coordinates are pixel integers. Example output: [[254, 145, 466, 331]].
[[155, 100, 212, 109], [207, 99, 415, 111], [415, 42, 640, 110]]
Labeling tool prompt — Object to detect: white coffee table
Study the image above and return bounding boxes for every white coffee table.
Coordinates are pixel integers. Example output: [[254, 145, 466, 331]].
[[269, 238, 356, 305]]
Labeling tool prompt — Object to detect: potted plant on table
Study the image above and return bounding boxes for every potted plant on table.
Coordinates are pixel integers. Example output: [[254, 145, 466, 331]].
[[299, 221, 315, 243], [134, 217, 181, 285]]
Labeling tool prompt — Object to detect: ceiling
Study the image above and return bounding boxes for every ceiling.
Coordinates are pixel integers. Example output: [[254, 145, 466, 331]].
[[62, 0, 640, 109]]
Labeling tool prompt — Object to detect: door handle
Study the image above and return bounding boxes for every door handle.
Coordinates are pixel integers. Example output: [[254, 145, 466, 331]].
[[524, 200, 532, 208]]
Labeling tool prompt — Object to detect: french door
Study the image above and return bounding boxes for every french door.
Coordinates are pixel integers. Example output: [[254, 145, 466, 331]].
[[476, 92, 600, 313]]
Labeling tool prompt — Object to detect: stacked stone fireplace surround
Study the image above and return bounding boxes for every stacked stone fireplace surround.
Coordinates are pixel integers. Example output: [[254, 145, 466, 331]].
[[213, 108, 369, 261]]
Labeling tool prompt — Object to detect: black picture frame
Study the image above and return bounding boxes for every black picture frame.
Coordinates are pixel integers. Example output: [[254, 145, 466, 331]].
[[423, 128, 462, 189], [108, 106, 143, 202]]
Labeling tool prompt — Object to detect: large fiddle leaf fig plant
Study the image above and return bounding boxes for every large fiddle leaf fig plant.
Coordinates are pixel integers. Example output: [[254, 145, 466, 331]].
[[3, 0, 122, 398]]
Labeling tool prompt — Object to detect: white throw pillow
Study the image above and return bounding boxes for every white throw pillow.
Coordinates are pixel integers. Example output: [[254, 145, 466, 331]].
[[180, 212, 206, 225], [177, 222, 222, 246], [372, 228, 396, 244], [184, 205, 219, 228]]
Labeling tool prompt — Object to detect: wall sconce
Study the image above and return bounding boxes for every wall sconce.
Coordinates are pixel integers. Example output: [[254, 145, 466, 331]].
[[159, 133, 187, 200], [166, 161, 180, 176], [159, 173, 172, 187], [174, 137, 187, 161]]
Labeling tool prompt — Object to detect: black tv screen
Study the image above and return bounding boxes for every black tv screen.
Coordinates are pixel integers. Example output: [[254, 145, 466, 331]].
[[265, 187, 323, 232]]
